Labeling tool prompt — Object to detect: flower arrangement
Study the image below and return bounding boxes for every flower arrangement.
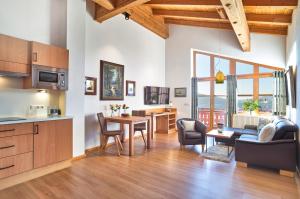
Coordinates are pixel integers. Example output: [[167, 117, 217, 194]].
[[110, 104, 129, 116], [122, 104, 129, 113], [110, 104, 121, 116]]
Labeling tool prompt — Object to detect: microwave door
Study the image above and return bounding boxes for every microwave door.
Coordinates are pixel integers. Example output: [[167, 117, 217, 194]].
[[37, 71, 59, 89]]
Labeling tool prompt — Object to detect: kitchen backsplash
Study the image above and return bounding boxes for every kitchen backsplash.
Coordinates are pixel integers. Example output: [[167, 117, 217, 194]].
[[0, 77, 64, 117]]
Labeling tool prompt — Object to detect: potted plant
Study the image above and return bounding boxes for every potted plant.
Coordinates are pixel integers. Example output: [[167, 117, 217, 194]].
[[242, 100, 259, 115], [109, 104, 118, 117]]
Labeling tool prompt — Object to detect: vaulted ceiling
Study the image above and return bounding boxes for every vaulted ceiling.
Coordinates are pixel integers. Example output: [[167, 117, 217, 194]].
[[93, 0, 298, 51]]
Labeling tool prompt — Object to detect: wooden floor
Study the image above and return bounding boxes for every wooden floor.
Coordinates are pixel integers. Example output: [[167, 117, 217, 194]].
[[0, 133, 299, 199]]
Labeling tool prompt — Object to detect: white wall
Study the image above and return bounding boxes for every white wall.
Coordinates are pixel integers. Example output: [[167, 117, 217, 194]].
[[66, 0, 86, 157], [0, 0, 67, 117], [84, 3, 165, 149], [0, 0, 67, 47], [286, 5, 300, 122], [286, 2, 300, 169], [165, 25, 286, 118]]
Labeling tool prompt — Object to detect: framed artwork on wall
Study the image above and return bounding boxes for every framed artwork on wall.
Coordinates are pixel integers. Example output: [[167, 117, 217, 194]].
[[126, 80, 136, 96], [85, 77, 97, 95], [175, 87, 187, 97], [100, 60, 124, 100]]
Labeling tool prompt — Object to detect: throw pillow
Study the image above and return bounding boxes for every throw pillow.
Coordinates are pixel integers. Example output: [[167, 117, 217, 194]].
[[257, 118, 271, 133], [182, 120, 195, 131], [258, 123, 275, 142]]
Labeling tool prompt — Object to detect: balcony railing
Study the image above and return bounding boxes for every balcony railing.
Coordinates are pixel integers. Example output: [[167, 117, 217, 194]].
[[198, 108, 226, 128]]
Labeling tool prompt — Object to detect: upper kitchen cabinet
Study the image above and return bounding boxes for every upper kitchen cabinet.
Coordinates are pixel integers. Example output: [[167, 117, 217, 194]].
[[0, 34, 30, 76], [31, 42, 69, 69]]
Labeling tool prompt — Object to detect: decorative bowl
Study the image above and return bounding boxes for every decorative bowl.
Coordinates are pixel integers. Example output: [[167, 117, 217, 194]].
[[121, 113, 130, 117]]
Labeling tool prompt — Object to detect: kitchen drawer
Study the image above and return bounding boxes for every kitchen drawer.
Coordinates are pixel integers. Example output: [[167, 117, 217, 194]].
[[0, 123, 33, 138], [0, 134, 33, 158], [0, 152, 33, 179]]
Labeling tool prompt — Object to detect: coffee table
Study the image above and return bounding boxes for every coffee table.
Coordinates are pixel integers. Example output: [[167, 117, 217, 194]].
[[206, 129, 234, 157]]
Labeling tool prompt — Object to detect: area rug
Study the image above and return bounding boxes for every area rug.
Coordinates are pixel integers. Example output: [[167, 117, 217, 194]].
[[201, 145, 234, 163]]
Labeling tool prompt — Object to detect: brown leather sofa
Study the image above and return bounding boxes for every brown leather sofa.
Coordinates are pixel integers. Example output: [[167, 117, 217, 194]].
[[235, 118, 298, 172], [176, 118, 207, 151]]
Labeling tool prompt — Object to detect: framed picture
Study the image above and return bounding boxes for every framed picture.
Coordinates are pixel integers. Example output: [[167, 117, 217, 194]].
[[85, 77, 97, 95], [126, 80, 136, 96], [175, 87, 187, 97], [100, 60, 124, 100]]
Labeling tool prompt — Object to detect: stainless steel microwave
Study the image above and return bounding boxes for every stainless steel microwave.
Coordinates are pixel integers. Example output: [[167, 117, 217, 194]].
[[32, 65, 68, 90]]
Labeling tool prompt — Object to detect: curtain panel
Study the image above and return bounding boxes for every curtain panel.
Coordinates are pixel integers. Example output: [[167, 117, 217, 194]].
[[191, 77, 198, 120], [273, 71, 287, 116], [226, 75, 237, 127]]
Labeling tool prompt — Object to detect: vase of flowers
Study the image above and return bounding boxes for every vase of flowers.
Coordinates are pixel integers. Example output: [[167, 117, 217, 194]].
[[109, 104, 117, 117], [121, 104, 130, 117]]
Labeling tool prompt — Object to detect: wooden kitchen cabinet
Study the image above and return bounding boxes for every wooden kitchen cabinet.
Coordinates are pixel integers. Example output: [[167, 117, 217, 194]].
[[55, 119, 73, 162], [33, 119, 73, 168], [0, 34, 30, 75], [31, 41, 69, 69]]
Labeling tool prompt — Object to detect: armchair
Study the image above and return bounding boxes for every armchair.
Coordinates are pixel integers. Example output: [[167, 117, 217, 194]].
[[176, 118, 207, 151]]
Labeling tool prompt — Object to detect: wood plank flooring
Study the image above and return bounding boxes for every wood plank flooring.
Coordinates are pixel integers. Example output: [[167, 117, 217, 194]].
[[0, 133, 299, 199]]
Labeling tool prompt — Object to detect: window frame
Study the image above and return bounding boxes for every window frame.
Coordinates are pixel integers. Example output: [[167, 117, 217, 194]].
[[193, 51, 283, 130]]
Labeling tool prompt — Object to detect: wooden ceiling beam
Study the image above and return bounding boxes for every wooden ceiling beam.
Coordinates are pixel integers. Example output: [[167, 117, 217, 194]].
[[165, 18, 232, 30], [128, 6, 169, 38], [153, 9, 291, 25], [152, 9, 220, 19], [95, 0, 150, 22], [146, 0, 298, 7], [246, 13, 291, 24], [220, 0, 250, 51], [93, 0, 115, 10], [165, 18, 287, 35]]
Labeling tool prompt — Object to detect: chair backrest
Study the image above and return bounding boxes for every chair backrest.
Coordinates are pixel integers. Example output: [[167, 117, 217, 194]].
[[132, 110, 146, 117], [97, 112, 106, 133]]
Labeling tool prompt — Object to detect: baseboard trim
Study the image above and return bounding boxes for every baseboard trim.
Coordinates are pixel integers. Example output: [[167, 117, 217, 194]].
[[72, 154, 87, 162], [0, 160, 72, 190]]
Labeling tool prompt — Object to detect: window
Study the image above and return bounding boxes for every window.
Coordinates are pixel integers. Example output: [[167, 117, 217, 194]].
[[236, 62, 253, 75], [214, 57, 229, 76], [193, 51, 281, 129], [195, 54, 210, 77], [259, 67, 274, 73], [259, 77, 273, 94], [259, 77, 273, 113], [237, 79, 253, 95], [197, 81, 210, 127]]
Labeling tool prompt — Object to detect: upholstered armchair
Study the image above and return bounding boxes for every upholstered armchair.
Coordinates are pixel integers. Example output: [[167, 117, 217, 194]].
[[176, 118, 207, 151]]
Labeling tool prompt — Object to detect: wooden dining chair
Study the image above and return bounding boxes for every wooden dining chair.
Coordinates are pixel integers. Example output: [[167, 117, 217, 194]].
[[132, 110, 147, 147], [97, 113, 123, 156]]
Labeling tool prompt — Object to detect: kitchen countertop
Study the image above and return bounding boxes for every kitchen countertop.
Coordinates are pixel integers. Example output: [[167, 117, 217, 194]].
[[0, 115, 73, 125]]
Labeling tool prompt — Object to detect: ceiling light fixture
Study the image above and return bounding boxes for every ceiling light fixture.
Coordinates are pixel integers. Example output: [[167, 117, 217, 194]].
[[123, 12, 130, 20]]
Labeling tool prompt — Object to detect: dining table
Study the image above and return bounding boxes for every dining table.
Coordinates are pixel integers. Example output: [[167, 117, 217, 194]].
[[105, 116, 152, 156]]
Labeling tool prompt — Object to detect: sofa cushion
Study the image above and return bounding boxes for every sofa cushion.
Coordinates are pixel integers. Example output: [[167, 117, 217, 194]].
[[223, 127, 257, 136], [239, 134, 258, 141], [182, 120, 195, 131], [258, 123, 275, 142], [185, 131, 202, 139], [257, 118, 271, 133]]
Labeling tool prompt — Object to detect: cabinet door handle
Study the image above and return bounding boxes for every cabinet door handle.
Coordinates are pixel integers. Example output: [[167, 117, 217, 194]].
[[34, 125, 39, 135], [0, 164, 15, 170], [32, 52, 38, 62], [0, 145, 15, 150], [0, 129, 15, 133]]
